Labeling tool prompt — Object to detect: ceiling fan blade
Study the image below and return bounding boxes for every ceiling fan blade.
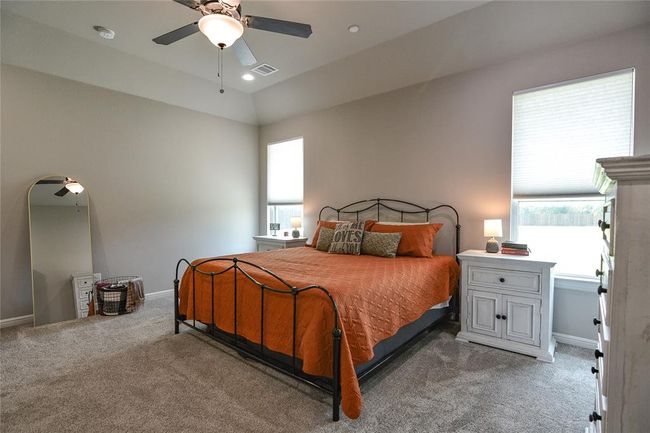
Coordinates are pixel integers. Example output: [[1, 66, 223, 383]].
[[243, 15, 312, 38], [172, 0, 201, 10], [232, 37, 258, 66], [153, 22, 199, 45], [36, 179, 65, 184], [54, 186, 69, 197]]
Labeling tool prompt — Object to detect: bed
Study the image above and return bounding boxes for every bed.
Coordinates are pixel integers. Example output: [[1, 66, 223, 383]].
[[173, 198, 461, 421]]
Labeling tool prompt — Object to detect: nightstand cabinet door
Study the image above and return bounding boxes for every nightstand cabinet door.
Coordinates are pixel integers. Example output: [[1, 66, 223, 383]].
[[503, 295, 540, 346], [468, 290, 501, 339]]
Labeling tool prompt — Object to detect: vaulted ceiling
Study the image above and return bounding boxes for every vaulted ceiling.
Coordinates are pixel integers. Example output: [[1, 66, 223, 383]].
[[2, 1, 649, 125]]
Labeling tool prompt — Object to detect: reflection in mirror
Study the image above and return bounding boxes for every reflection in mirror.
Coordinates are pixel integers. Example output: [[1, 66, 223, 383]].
[[29, 176, 92, 326]]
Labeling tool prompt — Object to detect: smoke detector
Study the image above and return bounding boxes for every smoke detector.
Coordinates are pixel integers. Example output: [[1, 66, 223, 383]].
[[93, 25, 115, 40]]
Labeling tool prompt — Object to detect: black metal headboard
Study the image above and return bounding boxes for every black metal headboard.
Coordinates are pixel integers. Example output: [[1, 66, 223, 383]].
[[318, 198, 461, 257]]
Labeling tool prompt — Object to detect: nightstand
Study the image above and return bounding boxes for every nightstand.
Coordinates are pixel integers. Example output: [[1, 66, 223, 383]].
[[456, 250, 556, 362], [253, 235, 308, 252]]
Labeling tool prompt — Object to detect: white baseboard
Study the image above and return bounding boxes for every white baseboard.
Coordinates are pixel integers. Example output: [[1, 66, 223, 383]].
[[145, 289, 173, 299], [553, 332, 598, 349], [0, 314, 33, 329], [0, 290, 172, 330]]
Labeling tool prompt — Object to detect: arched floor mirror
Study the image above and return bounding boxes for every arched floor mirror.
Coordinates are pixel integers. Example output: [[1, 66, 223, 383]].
[[28, 176, 92, 326]]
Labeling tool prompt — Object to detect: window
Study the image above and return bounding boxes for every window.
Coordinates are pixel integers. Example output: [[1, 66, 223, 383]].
[[511, 69, 634, 278], [513, 199, 602, 277], [267, 138, 303, 234]]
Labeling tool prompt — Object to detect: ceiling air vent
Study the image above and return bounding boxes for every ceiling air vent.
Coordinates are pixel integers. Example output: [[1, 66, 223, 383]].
[[251, 63, 278, 77]]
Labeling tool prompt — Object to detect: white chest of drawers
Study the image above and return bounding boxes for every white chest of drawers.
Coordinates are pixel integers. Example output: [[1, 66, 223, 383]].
[[71, 273, 100, 319], [588, 155, 650, 433], [456, 250, 556, 362]]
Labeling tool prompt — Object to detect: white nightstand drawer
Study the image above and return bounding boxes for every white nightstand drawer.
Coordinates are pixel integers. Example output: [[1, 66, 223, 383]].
[[468, 265, 541, 294], [257, 242, 279, 252]]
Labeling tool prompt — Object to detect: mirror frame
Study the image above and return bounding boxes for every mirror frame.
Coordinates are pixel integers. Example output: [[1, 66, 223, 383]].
[[27, 174, 93, 327]]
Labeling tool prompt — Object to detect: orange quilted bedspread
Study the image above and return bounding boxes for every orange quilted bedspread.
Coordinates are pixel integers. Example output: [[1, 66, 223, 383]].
[[179, 247, 459, 419]]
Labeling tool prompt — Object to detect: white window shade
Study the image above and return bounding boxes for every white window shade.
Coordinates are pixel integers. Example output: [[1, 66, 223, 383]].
[[267, 138, 303, 205], [512, 69, 634, 198]]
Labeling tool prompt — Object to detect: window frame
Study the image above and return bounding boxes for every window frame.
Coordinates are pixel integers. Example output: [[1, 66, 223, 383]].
[[266, 204, 304, 236], [510, 196, 603, 284], [510, 69, 634, 284], [266, 136, 304, 236], [266, 136, 304, 206]]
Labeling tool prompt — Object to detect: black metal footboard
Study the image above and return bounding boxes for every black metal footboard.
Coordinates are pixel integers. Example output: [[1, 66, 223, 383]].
[[173, 257, 343, 421]]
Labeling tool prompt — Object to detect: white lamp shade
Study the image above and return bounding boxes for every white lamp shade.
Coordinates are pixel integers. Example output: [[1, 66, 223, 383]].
[[65, 182, 84, 194], [484, 219, 503, 238], [290, 217, 302, 229], [198, 14, 244, 48]]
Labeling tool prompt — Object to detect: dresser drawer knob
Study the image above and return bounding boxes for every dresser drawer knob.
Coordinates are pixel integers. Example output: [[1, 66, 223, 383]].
[[595, 269, 604, 277], [597, 286, 608, 296], [597, 220, 610, 231], [593, 318, 601, 326], [595, 349, 604, 359], [591, 366, 599, 375], [498, 277, 505, 283], [589, 412, 602, 422]]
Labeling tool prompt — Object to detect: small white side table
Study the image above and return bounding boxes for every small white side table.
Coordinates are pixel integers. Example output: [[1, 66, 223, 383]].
[[253, 235, 308, 252], [455, 249, 556, 362]]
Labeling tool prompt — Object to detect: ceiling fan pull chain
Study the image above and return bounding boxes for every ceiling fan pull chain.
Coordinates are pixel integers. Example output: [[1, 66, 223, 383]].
[[217, 46, 225, 94]]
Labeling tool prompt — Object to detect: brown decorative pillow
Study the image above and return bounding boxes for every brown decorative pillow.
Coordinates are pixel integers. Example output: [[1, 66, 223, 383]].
[[328, 221, 365, 255], [370, 223, 443, 257], [316, 227, 335, 252], [308, 220, 343, 247], [309, 220, 376, 247], [361, 232, 402, 258]]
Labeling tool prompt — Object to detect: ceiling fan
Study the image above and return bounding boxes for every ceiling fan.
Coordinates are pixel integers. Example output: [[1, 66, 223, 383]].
[[36, 178, 85, 197], [153, 0, 313, 68]]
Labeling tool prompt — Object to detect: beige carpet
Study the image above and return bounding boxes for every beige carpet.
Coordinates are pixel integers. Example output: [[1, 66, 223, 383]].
[[1, 296, 594, 433]]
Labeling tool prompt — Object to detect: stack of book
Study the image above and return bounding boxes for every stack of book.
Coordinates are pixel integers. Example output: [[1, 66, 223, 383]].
[[501, 241, 530, 256]]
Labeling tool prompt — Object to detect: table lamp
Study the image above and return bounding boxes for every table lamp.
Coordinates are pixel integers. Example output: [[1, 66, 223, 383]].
[[484, 219, 502, 253], [290, 217, 302, 238]]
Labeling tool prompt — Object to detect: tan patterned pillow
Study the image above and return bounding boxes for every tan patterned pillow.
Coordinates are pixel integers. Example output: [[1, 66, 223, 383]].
[[361, 232, 402, 258], [328, 221, 365, 255], [316, 227, 335, 252]]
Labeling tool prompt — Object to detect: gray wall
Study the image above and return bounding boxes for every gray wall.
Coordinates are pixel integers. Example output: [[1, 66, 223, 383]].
[[30, 205, 92, 325], [1, 64, 259, 319], [259, 24, 650, 340]]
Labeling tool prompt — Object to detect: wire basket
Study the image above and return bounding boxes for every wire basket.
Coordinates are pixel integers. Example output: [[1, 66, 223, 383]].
[[95, 276, 142, 316]]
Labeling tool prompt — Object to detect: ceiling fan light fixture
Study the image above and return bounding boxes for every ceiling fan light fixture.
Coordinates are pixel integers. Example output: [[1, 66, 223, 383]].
[[198, 14, 244, 48], [65, 181, 84, 195]]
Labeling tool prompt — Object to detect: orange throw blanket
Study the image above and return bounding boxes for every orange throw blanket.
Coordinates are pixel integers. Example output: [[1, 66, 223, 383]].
[[179, 247, 459, 419]]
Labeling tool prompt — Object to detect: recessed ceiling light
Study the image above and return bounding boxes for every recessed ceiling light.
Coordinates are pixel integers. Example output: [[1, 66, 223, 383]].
[[93, 25, 115, 40], [348, 25, 360, 33], [242, 73, 255, 81]]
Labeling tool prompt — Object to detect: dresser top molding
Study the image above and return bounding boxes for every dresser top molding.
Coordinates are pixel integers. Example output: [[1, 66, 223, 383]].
[[594, 154, 650, 194]]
